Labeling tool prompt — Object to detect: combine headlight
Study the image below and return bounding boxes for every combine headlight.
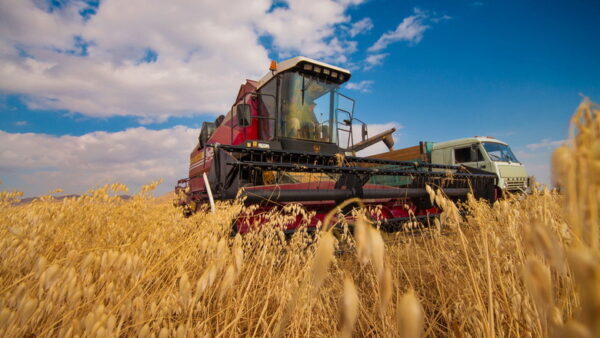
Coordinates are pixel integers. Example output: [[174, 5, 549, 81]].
[[322, 68, 330, 75], [331, 71, 338, 78], [313, 66, 321, 73], [303, 63, 313, 71]]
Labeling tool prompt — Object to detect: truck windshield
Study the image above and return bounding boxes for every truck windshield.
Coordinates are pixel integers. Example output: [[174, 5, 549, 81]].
[[280, 71, 338, 143], [483, 142, 520, 163]]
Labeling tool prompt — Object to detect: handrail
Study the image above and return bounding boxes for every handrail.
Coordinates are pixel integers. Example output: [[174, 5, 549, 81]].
[[334, 91, 356, 149]]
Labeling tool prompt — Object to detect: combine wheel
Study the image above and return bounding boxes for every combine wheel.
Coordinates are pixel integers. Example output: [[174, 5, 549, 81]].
[[181, 200, 197, 218]]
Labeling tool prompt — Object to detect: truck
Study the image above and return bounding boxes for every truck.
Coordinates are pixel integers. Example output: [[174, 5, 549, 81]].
[[369, 136, 529, 196]]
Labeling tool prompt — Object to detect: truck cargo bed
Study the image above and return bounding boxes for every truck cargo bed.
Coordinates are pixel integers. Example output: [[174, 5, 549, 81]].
[[368, 142, 432, 162]]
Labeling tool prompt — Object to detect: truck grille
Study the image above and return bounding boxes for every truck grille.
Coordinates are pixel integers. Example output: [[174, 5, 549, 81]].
[[506, 178, 526, 191]]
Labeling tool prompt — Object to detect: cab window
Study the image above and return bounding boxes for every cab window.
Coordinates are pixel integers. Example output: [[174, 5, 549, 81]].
[[279, 72, 338, 143], [257, 78, 277, 140], [454, 146, 484, 163], [482, 142, 520, 163]]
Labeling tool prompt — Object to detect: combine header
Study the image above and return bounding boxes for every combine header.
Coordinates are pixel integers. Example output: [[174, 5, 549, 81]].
[[176, 56, 497, 233]]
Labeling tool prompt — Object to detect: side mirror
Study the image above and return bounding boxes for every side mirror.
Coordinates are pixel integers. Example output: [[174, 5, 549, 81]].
[[198, 121, 216, 149], [361, 123, 368, 142], [236, 104, 251, 127], [214, 114, 225, 128]]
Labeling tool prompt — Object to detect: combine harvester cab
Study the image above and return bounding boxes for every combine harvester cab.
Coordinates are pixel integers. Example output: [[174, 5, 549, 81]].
[[176, 56, 497, 234]]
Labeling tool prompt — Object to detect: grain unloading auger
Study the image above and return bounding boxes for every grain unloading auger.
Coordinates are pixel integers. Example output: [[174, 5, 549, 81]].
[[175, 56, 497, 233]]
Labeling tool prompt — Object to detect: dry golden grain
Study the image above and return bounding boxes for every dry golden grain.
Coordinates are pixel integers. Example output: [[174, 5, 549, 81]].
[[556, 320, 592, 338], [354, 216, 371, 266], [566, 247, 600, 335], [219, 264, 236, 299], [370, 226, 385, 278], [158, 327, 169, 338], [106, 315, 116, 333], [179, 273, 191, 309], [42, 264, 60, 290], [397, 289, 424, 338], [339, 274, 359, 338], [98, 326, 109, 338], [310, 231, 335, 292], [0, 308, 12, 329], [523, 256, 553, 313], [552, 146, 572, 186], [138, 323, 150, 338], [19, 297, 37, 324], [176, 324, 186, 338], [34, 256, 47, 277], [233, 246, 244, 272], [84, 312, 95, 333], [434, 194, 445, 209], [425, 184, 434, 205], [379, 267, 393, 316]]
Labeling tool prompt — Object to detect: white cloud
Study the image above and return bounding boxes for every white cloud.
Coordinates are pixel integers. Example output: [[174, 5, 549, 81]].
[[525, 138, 566, 150], [368, 8, 430, 52], [513, 151, 552, 187], [348, 17, 373, 37], [0, 0, 367, 122], [519, 138, 566, 187], [431, 14, 452, 23], [513, 138, 566, 187], [0, 126, 197, 197], [364, 53, 388, 70], [345, 80, 374, 93], [362, 8, 449, 69], [257, 0, 364, 63], [14, 121, 28, 126], [0, 1, 84, 50]]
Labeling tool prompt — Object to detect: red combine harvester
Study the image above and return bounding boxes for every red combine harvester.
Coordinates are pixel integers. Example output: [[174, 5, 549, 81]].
[[175, 56, 497, 234]]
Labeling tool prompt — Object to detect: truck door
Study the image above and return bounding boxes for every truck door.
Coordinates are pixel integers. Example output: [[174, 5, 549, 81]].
[[453, 144, 486, 170]]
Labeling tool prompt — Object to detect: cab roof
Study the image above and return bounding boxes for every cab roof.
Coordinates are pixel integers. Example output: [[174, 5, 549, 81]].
[[256, 56, 351, 89], [434, 136, 508, 149]]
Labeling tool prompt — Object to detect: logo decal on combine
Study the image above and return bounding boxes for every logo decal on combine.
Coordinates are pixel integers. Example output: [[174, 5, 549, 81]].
[[313, 145, 321, 152]]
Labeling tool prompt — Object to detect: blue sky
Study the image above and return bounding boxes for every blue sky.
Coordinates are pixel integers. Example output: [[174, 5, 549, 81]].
[[0, 0, 598, 196]]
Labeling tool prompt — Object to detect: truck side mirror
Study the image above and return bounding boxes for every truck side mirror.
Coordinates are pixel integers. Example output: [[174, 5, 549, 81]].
[[361, 123, 368, 142], [236, 104, 251, 127]]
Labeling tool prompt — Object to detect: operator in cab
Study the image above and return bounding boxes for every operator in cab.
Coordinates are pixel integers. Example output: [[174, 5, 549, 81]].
[[284, 78, 329, 141]]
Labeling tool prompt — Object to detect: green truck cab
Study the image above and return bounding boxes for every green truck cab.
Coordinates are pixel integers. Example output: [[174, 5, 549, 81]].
[[430, 137, 528, 193], [369, 136, 529, 194]]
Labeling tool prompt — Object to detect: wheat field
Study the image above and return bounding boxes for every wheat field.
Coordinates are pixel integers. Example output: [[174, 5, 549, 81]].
[[0, 99, 598, 337]]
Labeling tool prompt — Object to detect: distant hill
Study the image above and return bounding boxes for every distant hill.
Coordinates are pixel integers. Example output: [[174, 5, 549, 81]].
[[155, 191, 176, 204], [14, 192, 177, 206], [16, 194, 132, 205]]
